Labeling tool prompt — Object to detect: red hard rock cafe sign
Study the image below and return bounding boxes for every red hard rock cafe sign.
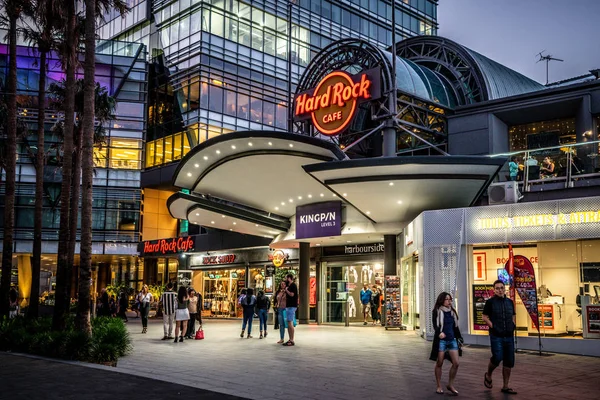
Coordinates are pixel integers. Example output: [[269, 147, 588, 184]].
[[142, 237, 195, 255], [294, 68, 381, 136]]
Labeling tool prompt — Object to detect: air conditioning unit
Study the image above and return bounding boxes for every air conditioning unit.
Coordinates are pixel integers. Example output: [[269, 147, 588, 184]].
[[488, 182, 519, 205]]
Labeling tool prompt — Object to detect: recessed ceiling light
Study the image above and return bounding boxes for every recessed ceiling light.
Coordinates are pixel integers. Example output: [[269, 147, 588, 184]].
[[397, 200, 403, 204], [308, 194, 312, 198], [289, 143, 294, 148], [343, 193, 347, 197], [389, 182, 394, 186], [211, 221, 215, 224], [216, 149, 221, 154], [366, 211, 371, 215], [275, 207, 279, 210], [255, 224, 259, 227], [229, 228, 233, 231], [221, 215, 226, 218], [346, 240, 352, 243], [194, 163, 199, 168], [333, 194, 337, 197], [316, 243, 321, 246], [195, 213, 199, 216], [233, 222, 237, 225], [187, 172, 192, 177], [248, 142, 253, 146], [268, 142, 272, 146], [281, 202, 285, 206], [320, 193, 324, 197], [289, 199, 293, 203], [203, 156, 208, 160], [298, 196, 302, 200], [231, 145, 236, 149]]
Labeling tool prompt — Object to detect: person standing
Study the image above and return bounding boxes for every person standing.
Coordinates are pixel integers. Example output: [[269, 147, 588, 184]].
[[482, 280, 517, 395], [274, 281, 287, 344], [508, 156, 520, 181], [283, 274, 298, 346], [138, 285, 153, 334], [8, 288, 19, 318], [118, 289, 129, 322], [160, 282, 177, 340], [256, 290, 271, 339], [360, 284, 372, 325], [240, 288, 256, 338], [430, 292, 461, 395], [371, 285, 381, 325], [99, 288, 110, 317], [174, 286, 190, 343], [185, 288, 199, 339]]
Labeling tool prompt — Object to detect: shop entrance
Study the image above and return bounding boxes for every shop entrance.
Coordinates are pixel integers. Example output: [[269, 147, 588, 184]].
[[321, 261, 384, 324], [400, 255, 419, 329]]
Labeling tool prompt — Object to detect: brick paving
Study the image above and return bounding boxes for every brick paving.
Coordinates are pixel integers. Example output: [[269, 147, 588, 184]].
[[113, 317, 600, 400]]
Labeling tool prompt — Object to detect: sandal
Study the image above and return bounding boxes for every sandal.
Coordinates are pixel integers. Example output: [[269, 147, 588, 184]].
[[436, 389, 444, 395], [446, 385, 459, 395], [501, 388, 517, 395], [484, 373, 493, 389], [283, 340, 295, 346], [277, 340, 284, 344]]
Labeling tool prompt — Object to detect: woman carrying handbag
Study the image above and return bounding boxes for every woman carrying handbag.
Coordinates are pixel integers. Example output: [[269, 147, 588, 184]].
[[429, 292, 463, 396]]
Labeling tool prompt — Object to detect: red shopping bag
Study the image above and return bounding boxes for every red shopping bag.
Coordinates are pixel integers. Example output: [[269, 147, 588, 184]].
[[195, 328, 204, 340]]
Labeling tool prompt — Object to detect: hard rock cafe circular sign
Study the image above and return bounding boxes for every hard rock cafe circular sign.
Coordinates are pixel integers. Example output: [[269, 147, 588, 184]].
[[294, 70, 374, 136], [272, 249, 286, 267]]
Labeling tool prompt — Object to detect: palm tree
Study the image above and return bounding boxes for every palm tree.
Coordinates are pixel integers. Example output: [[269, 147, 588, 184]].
[[77, 0, 128, 334], [52, 0, 78, 330], [0, 0, 24, 318], [21, 0, 60, 319]]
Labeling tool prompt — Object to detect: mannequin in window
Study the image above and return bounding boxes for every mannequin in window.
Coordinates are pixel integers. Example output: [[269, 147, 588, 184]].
[[361, 265, 373, 283], [347, 295, 356, 318]]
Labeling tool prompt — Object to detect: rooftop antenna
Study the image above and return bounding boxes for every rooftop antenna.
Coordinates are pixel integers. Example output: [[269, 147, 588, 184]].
[[537, 50, 564, 85]]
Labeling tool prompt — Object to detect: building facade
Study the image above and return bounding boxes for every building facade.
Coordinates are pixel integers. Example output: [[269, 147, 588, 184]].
[[0, 41, 148, 303]]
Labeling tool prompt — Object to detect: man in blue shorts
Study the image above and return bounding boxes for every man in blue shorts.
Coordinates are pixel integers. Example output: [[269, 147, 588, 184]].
[[482, 280, 517, 395], [283, 273, 298, 346]]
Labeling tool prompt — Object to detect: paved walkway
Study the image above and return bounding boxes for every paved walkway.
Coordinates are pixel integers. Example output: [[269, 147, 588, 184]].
[[0, 352, 246, 400], [113, 317, 600, 400]]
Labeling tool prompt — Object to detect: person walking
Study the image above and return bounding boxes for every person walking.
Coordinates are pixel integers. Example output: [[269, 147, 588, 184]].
[[482, 280, 517, 395], [283, 274, 298, 346], [99, 288, 110, 317], [240, 288, 256, 338], [185, 288, 199, 339], [174, 286, 190, 343], [430, 292, 461, 395], [160, 282, 177, 340], [274, 281, 287, 344], [256, 290, 271, 339], [360, 284, 372, 325], [138, 285, 153, 334], [8, 288, 19, 319]]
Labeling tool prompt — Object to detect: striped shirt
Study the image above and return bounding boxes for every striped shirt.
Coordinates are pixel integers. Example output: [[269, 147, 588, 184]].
[[161, 291, 177, 315]]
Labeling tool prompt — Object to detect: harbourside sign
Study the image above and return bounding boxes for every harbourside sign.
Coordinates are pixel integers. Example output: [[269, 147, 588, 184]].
[[294, 68, 381, 136], [295, 201, 342, 239]]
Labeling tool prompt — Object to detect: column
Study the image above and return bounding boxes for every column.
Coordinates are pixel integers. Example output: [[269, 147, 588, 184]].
[[382, 122, 396, 157], [384, 235, 397, 276], [576, 95, 595, 173], [17, 255, 32, 307], [298, 242, 310, 324]]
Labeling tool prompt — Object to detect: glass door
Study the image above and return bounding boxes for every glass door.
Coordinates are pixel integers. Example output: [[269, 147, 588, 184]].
[[400, 256, 418, 329]]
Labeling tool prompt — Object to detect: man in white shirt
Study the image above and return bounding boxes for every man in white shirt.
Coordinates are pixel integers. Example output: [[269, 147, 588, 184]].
[[160, 282, 178, 340]]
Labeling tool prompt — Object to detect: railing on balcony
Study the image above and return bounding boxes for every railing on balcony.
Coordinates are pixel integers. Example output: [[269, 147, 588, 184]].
[[489, 140, 600, 192]]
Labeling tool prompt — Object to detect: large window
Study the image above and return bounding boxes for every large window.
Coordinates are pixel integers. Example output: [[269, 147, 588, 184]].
[[469, 241, 600, 339]]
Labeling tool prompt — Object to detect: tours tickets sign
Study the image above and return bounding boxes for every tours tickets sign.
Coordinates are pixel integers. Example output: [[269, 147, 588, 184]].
[[295, 201, 342, 239], [294, 68, 381, 136], [505, 254, 540, 330], [141, 237, 195, 256]]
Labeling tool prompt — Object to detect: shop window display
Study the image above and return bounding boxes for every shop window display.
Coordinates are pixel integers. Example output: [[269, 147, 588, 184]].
[[468, 240, 600, 339], [194, 269, 246, 318]]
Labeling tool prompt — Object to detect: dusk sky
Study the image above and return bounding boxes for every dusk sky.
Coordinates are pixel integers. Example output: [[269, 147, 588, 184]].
[[437, 0, 600, 84]]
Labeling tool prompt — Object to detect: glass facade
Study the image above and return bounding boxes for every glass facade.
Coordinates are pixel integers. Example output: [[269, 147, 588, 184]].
[[0, 41, 147, 260], [96, 0, 438, 168]]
